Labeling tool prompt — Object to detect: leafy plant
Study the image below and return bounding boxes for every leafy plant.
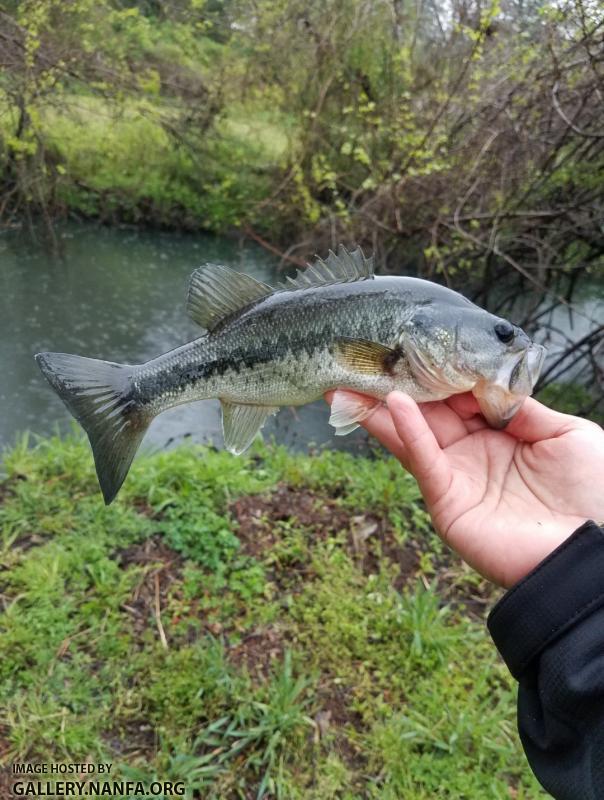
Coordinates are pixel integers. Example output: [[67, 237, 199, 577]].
[[0, 437, 544, 796]]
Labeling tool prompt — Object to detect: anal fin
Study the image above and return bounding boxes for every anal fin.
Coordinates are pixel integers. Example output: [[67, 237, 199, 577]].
[[221, 401, 278, 454], [329, 390, 380, 436]]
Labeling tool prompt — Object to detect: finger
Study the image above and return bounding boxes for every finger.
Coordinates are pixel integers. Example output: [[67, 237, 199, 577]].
[[417, 400, 474, 448], [324, 391, 408, 464], [463, 415, 490, 434], [505, 396, 583, 442], [444, 392, 488, 436], [358, 402, 409, 465], [326, 390, 473, 450], [445, 392, 482, 419], [386, 392, 452, 505]]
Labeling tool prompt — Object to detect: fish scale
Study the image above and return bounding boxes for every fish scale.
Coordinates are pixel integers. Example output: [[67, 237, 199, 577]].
[[35, 245, 545, 504]]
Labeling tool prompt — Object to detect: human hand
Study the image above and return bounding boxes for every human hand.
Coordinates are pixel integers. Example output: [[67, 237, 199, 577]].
[[326, 390, 604, 588]]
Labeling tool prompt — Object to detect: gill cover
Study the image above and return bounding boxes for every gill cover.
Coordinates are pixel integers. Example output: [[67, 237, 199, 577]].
[[402, 308, 474, 399]]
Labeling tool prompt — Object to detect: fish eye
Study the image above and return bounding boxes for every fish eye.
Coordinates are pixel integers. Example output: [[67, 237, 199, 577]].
[[494, 321, 515, 344]]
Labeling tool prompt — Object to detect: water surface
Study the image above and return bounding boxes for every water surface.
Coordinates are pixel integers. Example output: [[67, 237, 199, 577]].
[[1, 223, 601, 455], [0, 224, 372, 453]]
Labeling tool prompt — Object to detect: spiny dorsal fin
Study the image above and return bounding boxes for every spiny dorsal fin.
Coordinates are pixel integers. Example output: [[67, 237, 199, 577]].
[[221, 401, 278, 454], [279, 245, 374, 291], [187, 264, 273, 331]]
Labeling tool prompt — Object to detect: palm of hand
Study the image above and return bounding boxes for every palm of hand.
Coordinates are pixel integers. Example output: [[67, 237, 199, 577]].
[[429, 420, 602, 587], [328, 390, 604, 588]]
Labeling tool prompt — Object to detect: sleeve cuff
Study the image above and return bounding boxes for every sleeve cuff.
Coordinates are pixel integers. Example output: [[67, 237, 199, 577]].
[[487, 520, 604, 679]]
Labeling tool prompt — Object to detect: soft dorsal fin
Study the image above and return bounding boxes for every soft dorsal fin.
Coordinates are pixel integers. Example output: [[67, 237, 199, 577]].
[[279, 245, 374, 291], [187, 264, 273, 330]]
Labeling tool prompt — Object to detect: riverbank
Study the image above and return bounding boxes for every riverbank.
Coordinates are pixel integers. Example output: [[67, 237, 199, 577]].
[[2, 1, 602, 277], [11, 95, 289, 233], [0, 435, 545, 798]]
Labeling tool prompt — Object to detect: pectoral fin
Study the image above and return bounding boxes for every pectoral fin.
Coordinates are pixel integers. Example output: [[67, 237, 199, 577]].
[[328, 390, 380, 436], [221, 401, 278, 454], [334, 338, 400, 375]]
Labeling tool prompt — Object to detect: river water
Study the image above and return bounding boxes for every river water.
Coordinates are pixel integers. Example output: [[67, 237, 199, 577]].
[[0, 223, 373, 454], [1, 223, 601, 453]]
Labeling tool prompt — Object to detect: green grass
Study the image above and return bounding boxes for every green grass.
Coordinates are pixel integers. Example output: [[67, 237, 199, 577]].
[[0, 89, 289, 232], [0, 434, 546, 798], [50, 97, 287, 230]]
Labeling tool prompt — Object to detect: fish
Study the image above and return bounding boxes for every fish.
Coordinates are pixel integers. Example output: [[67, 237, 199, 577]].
[[35, 246, 546, 504]]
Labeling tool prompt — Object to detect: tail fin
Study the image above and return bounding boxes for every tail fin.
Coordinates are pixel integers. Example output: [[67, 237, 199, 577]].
[[35, 352, 150, 505]]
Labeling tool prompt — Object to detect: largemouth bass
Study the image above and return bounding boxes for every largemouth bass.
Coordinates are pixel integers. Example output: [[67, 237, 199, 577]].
[[35, 246, 545, 504]]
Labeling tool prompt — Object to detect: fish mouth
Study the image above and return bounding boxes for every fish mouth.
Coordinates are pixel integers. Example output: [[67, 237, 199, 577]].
[[526, 343, 546, 387], [509, 343, 546, 394], [474, 342, 547, 429]]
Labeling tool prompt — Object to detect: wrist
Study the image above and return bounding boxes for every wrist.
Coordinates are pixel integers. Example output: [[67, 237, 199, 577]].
[[488, 520, 604, 678], [503, 517, 590, 589]]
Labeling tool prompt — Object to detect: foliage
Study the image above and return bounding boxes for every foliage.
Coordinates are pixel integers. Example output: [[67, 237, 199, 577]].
[[1, 0, 601, 392], [2, 0, 602, 261], [538, 381, 604, 426], [0, 434, 546, 797], [1, 0, 233, 232]]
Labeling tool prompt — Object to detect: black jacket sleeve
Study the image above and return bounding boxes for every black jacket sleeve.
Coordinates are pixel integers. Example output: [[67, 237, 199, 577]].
[[488, 520, 604, 800]]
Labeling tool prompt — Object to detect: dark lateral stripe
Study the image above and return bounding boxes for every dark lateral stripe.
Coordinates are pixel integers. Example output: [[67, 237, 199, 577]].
[[134, 330, 335, 405]]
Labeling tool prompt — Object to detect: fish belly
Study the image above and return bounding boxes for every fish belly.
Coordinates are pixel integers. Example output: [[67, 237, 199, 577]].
[[215, 349, 402, 407]]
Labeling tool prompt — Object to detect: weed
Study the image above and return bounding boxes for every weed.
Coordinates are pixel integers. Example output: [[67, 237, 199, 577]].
[[0, 436, 545, 797]]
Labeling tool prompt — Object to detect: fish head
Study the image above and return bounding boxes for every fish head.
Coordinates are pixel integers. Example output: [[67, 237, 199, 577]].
[[401, 305, 546, 427]]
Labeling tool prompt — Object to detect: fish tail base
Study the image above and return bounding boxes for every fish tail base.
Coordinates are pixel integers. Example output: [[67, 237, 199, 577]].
[[35, 352, 150, 504]]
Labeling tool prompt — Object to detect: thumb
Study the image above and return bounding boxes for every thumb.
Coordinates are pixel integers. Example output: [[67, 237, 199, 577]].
[[386, 392, 452, 505], [505, 397, 586, 443]]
